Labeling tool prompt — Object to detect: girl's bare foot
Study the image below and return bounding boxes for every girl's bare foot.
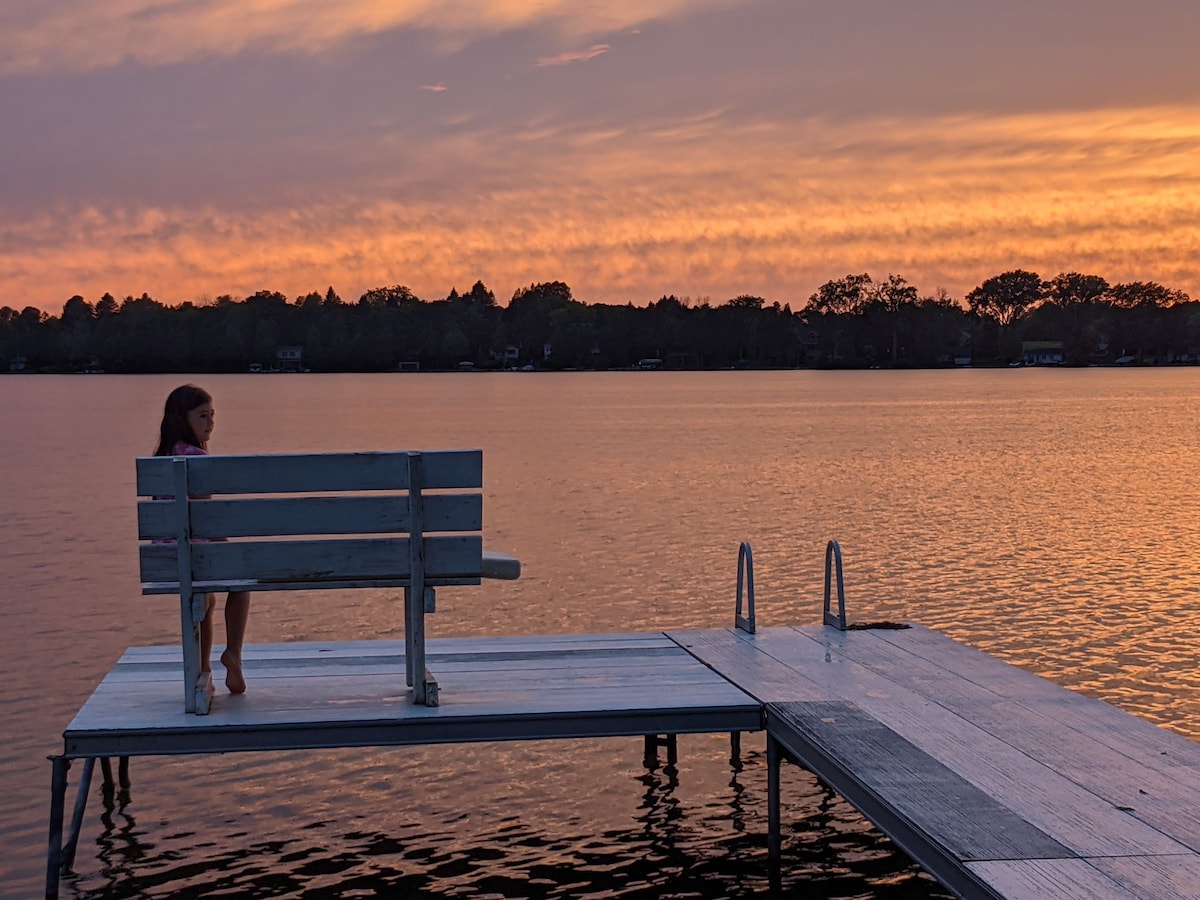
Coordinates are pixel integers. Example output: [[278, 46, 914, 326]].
[[220, 649, 246, 694]]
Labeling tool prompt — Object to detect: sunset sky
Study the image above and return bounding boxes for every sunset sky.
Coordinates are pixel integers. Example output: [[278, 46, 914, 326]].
[[3, 0, 1198, 314]]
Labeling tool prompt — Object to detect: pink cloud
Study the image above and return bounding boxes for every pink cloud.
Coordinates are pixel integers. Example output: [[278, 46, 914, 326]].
[[537, 44, 610, 67], [421, 83, 447, 92]]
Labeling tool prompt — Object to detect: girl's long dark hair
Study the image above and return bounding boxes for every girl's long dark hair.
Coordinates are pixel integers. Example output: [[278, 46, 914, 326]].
[[154, 384, 212, 455]]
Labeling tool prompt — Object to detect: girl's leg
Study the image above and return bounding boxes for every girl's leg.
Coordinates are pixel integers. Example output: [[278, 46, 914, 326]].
[[221, 591, 251, 694], [199, 593, 217, 674]]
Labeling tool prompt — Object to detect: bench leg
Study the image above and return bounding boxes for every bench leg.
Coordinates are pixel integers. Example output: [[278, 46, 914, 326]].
[[417, 588, 439, 706], [181, 592, 212, 714], [420, 670, 439, 707], [405, 586, 439, 706], [403, 586, 414, 688], [411, 584, 427, 703]]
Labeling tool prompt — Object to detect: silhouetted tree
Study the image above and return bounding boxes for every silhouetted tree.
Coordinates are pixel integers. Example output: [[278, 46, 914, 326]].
[[1044, 272, 1109, 308], [1106, 281, 1188, 309], [870, 274, 918, 364], [505, 282, 573, 363], [966, 270, 1043, 327], [806, 273, 873, 316], [7, 268, 1197, 373], [464, 280, 497, 308]]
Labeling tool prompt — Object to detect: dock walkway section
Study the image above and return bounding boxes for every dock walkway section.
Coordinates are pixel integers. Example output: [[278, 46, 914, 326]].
[[61, 632, 761, 757], [673, 624, 1200, 899], [48, 631, 762, 898]]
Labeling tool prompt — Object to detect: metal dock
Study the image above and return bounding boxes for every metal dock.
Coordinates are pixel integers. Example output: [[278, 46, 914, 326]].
[[676, 624, 1200, 899], [50, 622, 1200, 898]]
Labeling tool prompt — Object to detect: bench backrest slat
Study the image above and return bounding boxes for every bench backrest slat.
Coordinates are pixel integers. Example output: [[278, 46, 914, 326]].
[[137, 494, 482, 540], [136, 450, 486, 591], [139, 536, 483, 584], [135, 449, 482, 496]]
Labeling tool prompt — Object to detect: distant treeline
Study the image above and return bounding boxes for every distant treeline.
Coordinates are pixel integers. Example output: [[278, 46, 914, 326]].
[[1, 270, 1196, 373]]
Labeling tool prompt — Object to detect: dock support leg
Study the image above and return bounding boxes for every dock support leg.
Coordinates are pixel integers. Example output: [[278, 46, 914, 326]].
[[62, 757, 96, 870], [767, 734, 782, 864], [46, 756, 68, 900], [730, 731, 742, 766], [99, 756, 130, 799], [642, 734, 678, 767]]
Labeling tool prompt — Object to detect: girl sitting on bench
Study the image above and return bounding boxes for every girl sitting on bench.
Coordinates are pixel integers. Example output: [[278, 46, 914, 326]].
[[155, 384, 252, 694]]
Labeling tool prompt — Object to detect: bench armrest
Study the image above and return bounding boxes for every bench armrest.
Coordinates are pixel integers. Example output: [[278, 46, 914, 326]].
[[482, 551, 521, 580]]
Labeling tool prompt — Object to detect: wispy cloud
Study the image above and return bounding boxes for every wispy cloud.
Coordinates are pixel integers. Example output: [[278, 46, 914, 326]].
[[537, 44, 611, 67], [4, 105, 1198, 309], [0, 0, 734, 74], [421, 83, 448, 92]]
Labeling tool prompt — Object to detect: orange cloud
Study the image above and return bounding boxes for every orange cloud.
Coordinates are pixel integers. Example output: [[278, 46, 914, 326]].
[[3, 104, 1199, 311], [0, 1, 732, 74]]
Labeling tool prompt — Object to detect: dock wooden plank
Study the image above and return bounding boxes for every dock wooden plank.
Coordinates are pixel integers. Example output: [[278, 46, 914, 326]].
[[116, 632, 679, 663], [962, 698, 1200, 850], [72, 671, 754, 730], [667, 629, 835, 701], [867, 626, 1071, 699], [73, 694, 756, 729], [70, 681, 755, 727], [808, 626, 1200, 849], [769, 700, 1071, 862], [752, 627, 1192, 857], [673, 627, 1189, 858], [964, 859, 1138, 899], [869, 626, 1200, 770], [1087, 853, 1200, 899], [968, 854, 1200, 900], [105, 652, 710, 681], [806, 625, 1195, 772]]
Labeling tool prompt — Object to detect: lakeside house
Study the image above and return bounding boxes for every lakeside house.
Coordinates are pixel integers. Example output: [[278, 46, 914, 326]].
[[1020, 340, 1064, 366], [275, 345, 304, 372]]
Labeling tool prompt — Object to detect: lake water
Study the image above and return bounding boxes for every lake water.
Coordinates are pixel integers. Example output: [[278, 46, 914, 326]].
[[4, 369, 1200, 897]]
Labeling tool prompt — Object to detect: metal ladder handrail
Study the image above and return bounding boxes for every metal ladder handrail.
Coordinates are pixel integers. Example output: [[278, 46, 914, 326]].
[[823, 540, 847, 630], [735, 541, 755, 633]]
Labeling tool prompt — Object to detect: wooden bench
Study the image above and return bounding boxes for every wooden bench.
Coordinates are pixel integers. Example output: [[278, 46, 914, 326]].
[[136, 449, 520, 714]]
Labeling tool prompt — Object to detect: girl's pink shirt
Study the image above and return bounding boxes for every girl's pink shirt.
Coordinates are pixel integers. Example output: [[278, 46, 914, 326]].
[[153, 442, 209, 543]]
